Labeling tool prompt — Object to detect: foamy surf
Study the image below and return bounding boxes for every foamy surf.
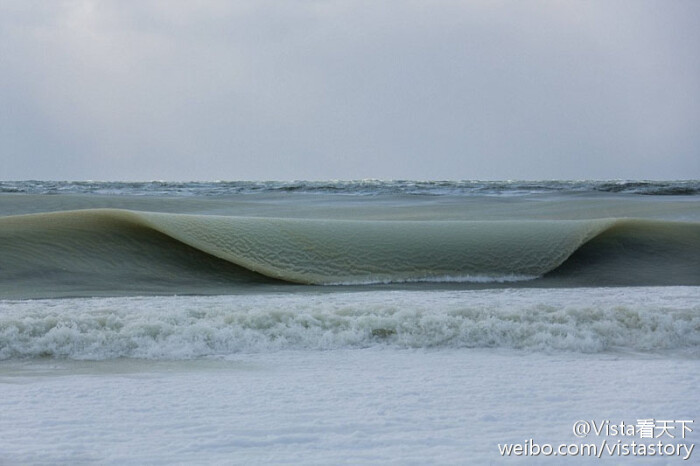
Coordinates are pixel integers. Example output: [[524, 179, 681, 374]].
[[2, 287, 698, 359]]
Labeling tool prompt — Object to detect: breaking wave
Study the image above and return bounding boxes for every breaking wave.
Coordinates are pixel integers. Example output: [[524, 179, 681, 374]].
[[0, 209, 698, 298]]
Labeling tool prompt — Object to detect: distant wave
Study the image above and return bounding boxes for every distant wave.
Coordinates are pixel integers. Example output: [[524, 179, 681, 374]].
[[0, 209, 698, 298], [1, 288, 698, 359], [1, 180, 699, 197]]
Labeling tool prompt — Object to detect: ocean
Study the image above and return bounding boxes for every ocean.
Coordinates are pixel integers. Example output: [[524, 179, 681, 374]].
[[1, 180, 698, 464]]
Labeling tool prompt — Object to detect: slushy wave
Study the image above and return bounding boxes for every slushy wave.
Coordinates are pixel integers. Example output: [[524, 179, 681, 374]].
[[1, 209, 699, 298]]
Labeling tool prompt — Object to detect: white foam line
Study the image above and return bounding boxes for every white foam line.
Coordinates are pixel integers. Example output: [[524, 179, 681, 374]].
[[324, 274, 540, 285]]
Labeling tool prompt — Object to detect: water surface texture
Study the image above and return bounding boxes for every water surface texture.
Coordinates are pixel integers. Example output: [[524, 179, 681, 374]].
[[1, 180, 698, 464]]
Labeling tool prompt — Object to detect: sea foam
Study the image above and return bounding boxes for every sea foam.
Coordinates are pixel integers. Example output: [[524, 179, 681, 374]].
[[2, 287, 698, 359]]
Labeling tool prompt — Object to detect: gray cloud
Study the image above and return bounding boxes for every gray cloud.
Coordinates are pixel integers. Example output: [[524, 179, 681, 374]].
[[1, 0, 698, 180]]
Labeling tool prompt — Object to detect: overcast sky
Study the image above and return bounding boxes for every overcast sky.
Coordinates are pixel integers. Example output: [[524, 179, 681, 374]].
[[1, 0, 699, 181]]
